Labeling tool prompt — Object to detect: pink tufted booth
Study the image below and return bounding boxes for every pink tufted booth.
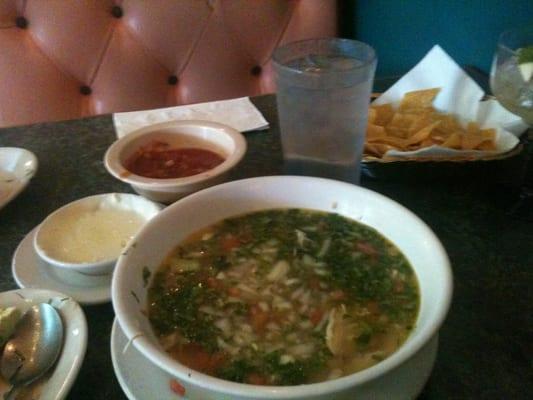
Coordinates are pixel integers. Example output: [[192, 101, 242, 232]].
[[0, 0, 337, 128]]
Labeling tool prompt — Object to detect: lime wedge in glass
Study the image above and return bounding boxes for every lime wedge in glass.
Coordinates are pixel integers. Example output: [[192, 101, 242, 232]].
[[518, 46, 533, 82]]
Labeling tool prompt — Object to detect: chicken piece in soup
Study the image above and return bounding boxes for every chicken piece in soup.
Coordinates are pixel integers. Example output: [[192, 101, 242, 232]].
[[147, 209, 419, 385]]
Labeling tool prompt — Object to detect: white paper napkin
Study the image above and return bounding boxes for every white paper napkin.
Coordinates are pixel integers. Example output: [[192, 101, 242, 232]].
[[113, 97, 269, 138], [372, 45, 529, 159]]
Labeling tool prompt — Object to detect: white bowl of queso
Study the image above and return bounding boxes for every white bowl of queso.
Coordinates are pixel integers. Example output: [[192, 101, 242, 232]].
[[34, 193, 163, 276], [112, 176, 452, 400]]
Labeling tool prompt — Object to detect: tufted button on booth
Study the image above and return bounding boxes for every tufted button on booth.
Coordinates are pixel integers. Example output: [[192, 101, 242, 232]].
[[168, 75, 179, 85], [15, 16, 28, 29], [0, 0, 337, 128], [251, 66, 262, 76], [80, 86, 92, 96], [111, 6, 123, 19]]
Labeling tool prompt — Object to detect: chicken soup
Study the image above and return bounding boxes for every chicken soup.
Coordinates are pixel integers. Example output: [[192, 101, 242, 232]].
[[147, 209, 419, 385]]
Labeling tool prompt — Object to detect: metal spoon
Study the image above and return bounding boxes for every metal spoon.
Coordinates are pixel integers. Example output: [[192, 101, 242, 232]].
[[0, 303, 63, 386]]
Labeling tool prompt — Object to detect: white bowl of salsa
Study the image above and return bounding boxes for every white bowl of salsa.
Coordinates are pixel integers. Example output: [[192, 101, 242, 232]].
[[112, 176, 453, 400], [104, 120, 247, 203]]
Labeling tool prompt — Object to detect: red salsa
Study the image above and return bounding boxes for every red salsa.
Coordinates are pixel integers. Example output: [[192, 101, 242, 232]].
[[125, 140, 225, 179]]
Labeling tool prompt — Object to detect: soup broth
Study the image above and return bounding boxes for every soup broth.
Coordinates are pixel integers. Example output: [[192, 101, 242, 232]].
[[148, 209, 419, 385]]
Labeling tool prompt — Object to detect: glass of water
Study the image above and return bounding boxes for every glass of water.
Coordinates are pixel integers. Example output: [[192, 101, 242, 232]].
[[490, 26, 533, 125], [273, 38, 377, 184], [490, 26, 533, 217]]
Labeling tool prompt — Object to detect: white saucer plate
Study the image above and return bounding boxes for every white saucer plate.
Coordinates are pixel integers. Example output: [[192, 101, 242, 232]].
[[0, 147, 38, 210], [110, 318, 438, 400], [0, 288, 88, 400], [12, 226, 112, 305], [111, 319, 187, 400]]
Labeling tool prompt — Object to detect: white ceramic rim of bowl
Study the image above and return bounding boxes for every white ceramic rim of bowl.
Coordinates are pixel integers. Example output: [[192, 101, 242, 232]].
[[0, 288, 88, 400], [34, 193, 163, 274], [112, 176, 453, 399], [103, 120, 247, 189]]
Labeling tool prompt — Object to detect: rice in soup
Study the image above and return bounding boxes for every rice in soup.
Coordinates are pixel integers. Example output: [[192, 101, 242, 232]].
[[147, 209, 419, 385]]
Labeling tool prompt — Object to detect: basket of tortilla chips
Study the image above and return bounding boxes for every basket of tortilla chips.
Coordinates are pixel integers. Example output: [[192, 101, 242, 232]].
[[361, 46, 529, 180], [364, 88, 521, 162]]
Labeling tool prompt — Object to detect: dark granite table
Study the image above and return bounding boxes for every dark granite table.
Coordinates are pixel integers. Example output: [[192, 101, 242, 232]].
[[0, 95, 531, 399]]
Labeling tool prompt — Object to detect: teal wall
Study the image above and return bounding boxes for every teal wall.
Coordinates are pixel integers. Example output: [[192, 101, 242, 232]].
[[348, 0, 533, 78]]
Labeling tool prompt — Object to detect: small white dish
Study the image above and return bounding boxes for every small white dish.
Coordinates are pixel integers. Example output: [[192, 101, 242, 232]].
[[111, 318, 438, 400], [0, 147, 38, 210], [12, 226, 112, 305], [104, 120, 247, 203], [34, 193, 163, 276], [0, 288, 87, 400]]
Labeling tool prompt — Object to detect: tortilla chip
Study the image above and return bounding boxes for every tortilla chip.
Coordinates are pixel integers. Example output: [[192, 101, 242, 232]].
[[365, 143, 397, 157], [477, 140, 497, 151], [371, 104, 395, 125], [441, 132, 463, 149], [368, 108, 377, 124], [408, 113, 437, 135], [461, 124, 494, 150], [405, 121, 440, 146], [387, 113, 419, 130], [398, 88, 441, 111], [371, 135, 408, 149], [385, 126, 410, 139], [366, 123, 387, 140]]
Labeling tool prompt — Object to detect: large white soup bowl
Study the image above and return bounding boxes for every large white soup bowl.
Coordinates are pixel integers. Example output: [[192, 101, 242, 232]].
[[112, 176, 452, 400]]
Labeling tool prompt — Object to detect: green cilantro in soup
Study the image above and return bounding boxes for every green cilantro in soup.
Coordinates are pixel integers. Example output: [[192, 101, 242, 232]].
[[147, 209, 419, 385]]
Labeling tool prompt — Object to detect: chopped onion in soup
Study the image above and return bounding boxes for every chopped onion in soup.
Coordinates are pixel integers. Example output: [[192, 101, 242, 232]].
[[147, 209, 419, 386]]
